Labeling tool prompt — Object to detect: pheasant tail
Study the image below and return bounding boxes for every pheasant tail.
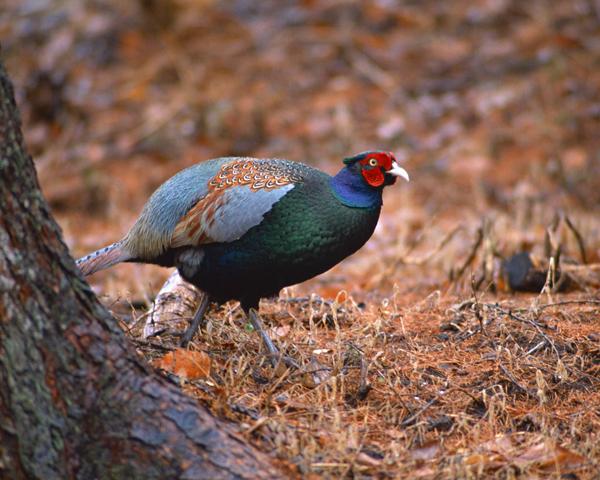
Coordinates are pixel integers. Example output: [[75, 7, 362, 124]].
[[76, 242, 131, 276]]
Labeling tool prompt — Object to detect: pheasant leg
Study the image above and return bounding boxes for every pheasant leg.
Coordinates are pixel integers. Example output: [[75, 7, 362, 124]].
[[248, 308, 299, 369], [180, 294, 211, 347]]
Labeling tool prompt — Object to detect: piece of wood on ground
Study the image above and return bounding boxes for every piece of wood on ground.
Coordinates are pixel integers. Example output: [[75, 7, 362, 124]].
[[144, 270, 204, 338]]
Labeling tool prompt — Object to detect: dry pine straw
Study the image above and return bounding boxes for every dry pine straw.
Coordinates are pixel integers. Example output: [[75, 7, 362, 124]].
[[127, 287, 600, 479]]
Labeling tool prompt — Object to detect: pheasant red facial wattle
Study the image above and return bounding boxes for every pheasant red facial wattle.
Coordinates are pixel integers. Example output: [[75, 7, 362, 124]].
[[76, 151, 410, 362], [358, 152, 392, 187]]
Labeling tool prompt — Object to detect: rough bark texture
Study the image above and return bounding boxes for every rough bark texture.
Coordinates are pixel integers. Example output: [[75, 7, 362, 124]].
[[0, 62, 289, 479]]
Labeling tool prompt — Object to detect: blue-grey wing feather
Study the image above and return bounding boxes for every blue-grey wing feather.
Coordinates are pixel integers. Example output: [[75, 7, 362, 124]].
[[123, 157, 300, 258], [123, 158, 228, 258], [207, 185, 294, 242]]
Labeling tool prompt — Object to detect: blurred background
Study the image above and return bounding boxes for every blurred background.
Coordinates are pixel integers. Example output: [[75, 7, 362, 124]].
[[2, 0, 599, 301]]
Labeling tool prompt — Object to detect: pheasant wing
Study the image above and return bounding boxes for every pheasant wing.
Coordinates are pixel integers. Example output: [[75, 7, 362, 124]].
[[170, 159, 302, 248]]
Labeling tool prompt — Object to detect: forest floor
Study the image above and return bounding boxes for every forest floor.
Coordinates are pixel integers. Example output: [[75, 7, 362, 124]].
[[3, 0, 600, 478]]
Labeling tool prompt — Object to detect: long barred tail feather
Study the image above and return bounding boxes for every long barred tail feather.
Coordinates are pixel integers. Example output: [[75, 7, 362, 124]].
[[76, 241, 132, 276]]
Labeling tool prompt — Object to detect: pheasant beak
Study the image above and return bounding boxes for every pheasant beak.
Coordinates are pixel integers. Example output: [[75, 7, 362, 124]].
[[386, 161, 410, 182]]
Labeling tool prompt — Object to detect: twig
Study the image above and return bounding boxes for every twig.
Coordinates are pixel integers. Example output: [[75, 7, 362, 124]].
[[536, 299, 600, 310], [289, 366, 333, 380], [498, 364, 535, 397], [278, 296, 334, 307], [397, 225, 462, 267], [401, 395, 440, 427], [489, 304, 561, 361], [229, 402, 261, 421], [541, 225, 562, 298], [452, 227, 484, 283], [562, 263, 600, 272], [132, 338, 176, 352], [564, 215, 587, 264], [523, 340, 547, 357], [358, 354, 371, 401], [540, 255, 557, 299]]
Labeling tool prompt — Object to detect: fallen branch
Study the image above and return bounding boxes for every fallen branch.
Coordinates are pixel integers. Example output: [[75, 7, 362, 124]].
[[144, 270, 204, 339]]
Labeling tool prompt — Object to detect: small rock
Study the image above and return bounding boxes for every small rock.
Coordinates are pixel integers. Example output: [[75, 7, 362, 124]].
[[502, 252, 548, 292]]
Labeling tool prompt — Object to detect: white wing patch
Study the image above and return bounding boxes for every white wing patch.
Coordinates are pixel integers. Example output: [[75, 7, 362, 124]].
[[209, 184, 293, 242]]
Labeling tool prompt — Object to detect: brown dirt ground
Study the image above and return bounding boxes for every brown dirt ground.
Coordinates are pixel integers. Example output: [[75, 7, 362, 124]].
[[3, 1, 599, 477]]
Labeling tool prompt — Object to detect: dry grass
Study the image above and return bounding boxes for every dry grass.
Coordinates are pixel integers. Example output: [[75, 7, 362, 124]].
[[124, 218, 600, 478]]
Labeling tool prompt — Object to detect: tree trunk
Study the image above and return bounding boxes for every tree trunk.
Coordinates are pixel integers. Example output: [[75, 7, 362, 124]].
[[0, 62, 290, 479]]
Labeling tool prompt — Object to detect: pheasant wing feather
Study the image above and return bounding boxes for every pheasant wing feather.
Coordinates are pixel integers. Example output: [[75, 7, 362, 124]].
[[170, 182, 294, 247], [168, 158, 304, 249]]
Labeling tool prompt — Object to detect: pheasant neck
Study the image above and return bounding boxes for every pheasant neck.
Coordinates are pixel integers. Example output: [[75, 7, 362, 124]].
[[330, 167, 383, 208]]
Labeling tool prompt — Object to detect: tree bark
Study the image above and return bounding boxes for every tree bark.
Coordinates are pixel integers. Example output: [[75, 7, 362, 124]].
[[0, 62, 290, 479]]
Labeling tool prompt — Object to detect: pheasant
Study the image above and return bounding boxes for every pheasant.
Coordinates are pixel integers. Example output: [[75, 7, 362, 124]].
[[77, 151, 409, 364]]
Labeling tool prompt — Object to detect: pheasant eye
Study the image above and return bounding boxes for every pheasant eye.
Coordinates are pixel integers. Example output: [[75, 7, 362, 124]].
[[368, 158, 378, 167]]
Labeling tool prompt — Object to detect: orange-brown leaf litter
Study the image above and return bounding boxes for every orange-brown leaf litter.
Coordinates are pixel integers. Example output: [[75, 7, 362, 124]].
[[3, 0, 599, 477]]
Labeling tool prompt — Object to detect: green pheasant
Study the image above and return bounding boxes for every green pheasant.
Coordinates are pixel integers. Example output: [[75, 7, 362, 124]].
[[77, 151, 409, 362]]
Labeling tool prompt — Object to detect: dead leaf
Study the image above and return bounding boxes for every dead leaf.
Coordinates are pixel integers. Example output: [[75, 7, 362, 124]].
[[273, 393, 312, 411], [313, 348, 331, 355], [515, 442, 586, 472], [410, 440, 441, 462], [479, 434, 516, 456], [315, 284, 347, 300], [153, 348, 211, 380], [461, 435, 587, 473], [462, 453, 505, 470], [462, 434, 516, 470], [412, 466, 436, 478], [301, 357, 332, 388], [355, 451, 382, 468], [273, 325, 291, 338]]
